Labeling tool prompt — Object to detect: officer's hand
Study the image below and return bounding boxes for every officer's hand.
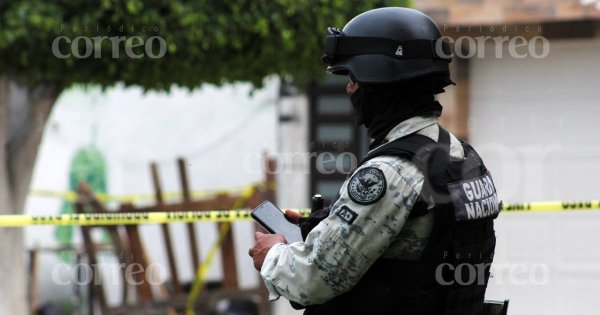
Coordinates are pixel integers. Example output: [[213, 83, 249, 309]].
[[249, 232, 286, 271], [284, 209, 304, 224]]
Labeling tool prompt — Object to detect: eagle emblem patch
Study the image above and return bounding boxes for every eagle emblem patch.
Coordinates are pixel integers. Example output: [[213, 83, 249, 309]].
[[348, 167, 386, 205]]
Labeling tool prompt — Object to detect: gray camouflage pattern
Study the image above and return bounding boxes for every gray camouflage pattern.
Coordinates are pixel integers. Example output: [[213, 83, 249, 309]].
[[260, 116, 465, 305]]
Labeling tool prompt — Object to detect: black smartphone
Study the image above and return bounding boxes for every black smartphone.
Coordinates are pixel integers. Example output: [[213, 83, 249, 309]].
[[251, 201, 303, 243]]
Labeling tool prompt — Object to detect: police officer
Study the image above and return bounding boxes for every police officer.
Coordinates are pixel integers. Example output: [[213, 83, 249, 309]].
[[249, 7, 499, 315]]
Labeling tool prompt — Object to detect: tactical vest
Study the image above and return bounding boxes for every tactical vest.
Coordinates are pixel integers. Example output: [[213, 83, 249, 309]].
[[298, 127, 499, 315]]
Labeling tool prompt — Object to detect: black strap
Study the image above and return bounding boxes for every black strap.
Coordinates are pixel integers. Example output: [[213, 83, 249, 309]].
[[361, 127, 450, 173], [323, 35, 452, 64], [427, 127, 451, 188], [360, 127, 452, 218], [360, 133, 436, 166]]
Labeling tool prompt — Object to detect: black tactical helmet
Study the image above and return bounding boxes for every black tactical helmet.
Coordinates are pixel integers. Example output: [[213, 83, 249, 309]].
[[322, 7, 452, 85]]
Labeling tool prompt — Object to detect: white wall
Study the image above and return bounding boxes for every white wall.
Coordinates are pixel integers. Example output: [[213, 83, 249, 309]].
[[276, 94, 311, 211], [26, 79, 279, 308], [469, 39, 600, 315]]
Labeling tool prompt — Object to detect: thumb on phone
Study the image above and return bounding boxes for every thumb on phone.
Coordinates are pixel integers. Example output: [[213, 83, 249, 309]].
[[284, 209, 304, 224]]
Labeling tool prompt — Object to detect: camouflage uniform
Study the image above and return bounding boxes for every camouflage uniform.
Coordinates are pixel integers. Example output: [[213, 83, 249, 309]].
[[260, 116, 466, 305]]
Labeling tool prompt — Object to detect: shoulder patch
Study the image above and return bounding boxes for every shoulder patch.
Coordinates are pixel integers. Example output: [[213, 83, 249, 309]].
[[336, 206, 358, 225], [447, 171, 500, 221], [347, 167, 387, 205]]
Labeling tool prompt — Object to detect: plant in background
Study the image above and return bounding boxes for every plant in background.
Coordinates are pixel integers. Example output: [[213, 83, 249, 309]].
[[56, 145, 109, 262]]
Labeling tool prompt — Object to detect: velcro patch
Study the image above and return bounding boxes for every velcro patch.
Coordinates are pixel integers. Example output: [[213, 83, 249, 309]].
[[347, 167, 386, 205], [336, 206, 358, 225], [447, 171, 500, 221]]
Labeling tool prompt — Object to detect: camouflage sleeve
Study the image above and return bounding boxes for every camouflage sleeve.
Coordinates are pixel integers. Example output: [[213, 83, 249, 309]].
[[260, 158, 424, 305]]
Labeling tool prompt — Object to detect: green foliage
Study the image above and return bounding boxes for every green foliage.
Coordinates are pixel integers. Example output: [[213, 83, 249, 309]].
[[55, 145, 108, 259], [0, 0, 410, 90]]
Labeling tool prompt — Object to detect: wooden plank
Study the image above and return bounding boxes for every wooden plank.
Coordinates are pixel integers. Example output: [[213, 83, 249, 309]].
[[78, 183, 132, 304], [28, 245, 40, 311], [120, 203, 154, 303], [107, 226, 130, 304], [219, 223, 239, 289], [205, 193, 240, 289], [177, 158, 201, 273], [151, 162, 183, 295], [75, 201, 111, 315]]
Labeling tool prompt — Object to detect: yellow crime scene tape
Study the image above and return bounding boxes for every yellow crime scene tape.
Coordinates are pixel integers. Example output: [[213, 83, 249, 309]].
[[185, 184, 256, 315], [2, 197, 599, 313], [0, 209, 312, 227], [500, 200, 600, 212], [1, 200, 600, 227], [1, 200, 599, 228]]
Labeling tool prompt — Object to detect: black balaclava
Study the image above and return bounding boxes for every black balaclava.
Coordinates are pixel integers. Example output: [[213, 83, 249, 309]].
[[350, 77, 449, 149]]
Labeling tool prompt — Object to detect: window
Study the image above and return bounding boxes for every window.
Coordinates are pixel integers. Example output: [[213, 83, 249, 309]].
[[308, 81, 368, 207]]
